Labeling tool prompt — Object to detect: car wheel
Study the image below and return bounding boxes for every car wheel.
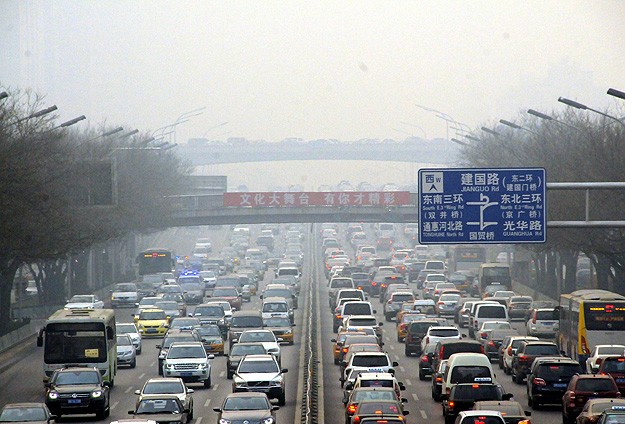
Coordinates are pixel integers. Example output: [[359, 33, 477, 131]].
[[498, 358, 504, 369], [136, 348, 142, 355], [527, 395, 533, 407], [204, 376, 212, 388], [515, 373, 524, 384], [278, 392, 286, 406], [227, 371, 233, 379], [130, 359, 136, 369], [404, 346, 411, 357], [419, 370, 426, 381]]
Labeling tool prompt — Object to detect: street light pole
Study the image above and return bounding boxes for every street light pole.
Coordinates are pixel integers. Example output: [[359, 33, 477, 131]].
[[527, 109, 578, 130], [9, 105, 58, 126], [481, 127, 500, 137], [53, 115, 86, 130], [499, 119, 539, 135], [558, 96, 625, 128], [607, 88, 625, 101]]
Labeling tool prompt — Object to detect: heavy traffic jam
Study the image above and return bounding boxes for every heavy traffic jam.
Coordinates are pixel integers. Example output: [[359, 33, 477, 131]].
[[2, 223, 625, 424]]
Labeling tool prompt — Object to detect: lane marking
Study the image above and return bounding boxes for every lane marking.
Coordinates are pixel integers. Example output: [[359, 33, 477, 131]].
[[399, 366, 405, 372], [195, 417, 203, 424], [111, 401, 119, 410], [138, 373, 145, 380], [212, 383, 219, 391], [420, 410, 427, 419], [412, 393, 419, 401], [219, 371, 225, 378], [150, 361, 155, 367], [394, 354, 400, 361], [125, 386, 133, 393], [204, 398, 211, 407], [389, 345, 395, 351], [405, 378, 412, 386]]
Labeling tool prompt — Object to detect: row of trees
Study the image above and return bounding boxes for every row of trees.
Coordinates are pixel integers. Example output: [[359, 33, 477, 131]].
[[0, 88, 189, 334], [459, 105, 625, 298]]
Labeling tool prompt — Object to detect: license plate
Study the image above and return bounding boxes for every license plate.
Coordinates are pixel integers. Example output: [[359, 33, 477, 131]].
[[553, 383, 567, 388], [68, 399, 81, 404], [181, 372, 193, 377], [543, 322, 556, 325], [616, 379, 625, 384], [146, 328, 157, 333], [369, 368, 384, 372]]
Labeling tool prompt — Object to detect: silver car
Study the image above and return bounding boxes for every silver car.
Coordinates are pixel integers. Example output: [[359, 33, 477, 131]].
[[116, 334, 137, 368], [116, 323, 142, 354]]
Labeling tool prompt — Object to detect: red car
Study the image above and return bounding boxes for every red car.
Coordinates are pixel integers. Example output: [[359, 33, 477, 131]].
[[598, 356, 625, 396], [562, 374, 620, 424]]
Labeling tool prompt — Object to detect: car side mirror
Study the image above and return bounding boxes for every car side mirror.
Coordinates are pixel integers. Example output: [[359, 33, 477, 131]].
[[272, 406, 280, 411], [401, 397, 408, 403], [281, 368, 288, 373], [208, 354, 215, 359], [404, 411, 410, 416], [373, 309, 377, 314], [378, 322, 384, 326], [44, 382, 52, 388], [392, 361, 399, 367], [134, 389, 140, 395], [502, 393, 513, 401], [345, 382, 354, 390], [187, 389, 194, 394], [524, 411, 531, 416], [592, 366, 599, 374], [212, 408, 222, 413], [560, 350, 566, 356], [128, 410, 135, 415], [399, 383, 406, 391], [103, 381, 112, 388]]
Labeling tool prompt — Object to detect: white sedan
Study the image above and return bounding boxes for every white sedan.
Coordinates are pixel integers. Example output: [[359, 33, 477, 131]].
[[64, 294, 104, 309], [421, 326, 462, 352]]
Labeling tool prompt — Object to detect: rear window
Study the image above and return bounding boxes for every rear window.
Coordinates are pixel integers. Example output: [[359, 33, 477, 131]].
[[576, 378, 617, 392], [452, 384, 501, 400], [352, 355, 389, 367], [278, 268, 299, 276], [231, 316, 263, 328], [352, 273, 369, 280], [430, 328, 459, 337], [409, 321, 440, 335], [331, 279, 354, 288], [357, 402, 401, 414], [442, 343, 483, 358], [460, 418, 504, 424], [524, 344, 560, 356], [344, 304, 372, 315], [535, 310, 558, 320], [393, 294, 415, 302], [477, 305, 507, 318], [601, 358, 625, 373], [450, 366, 492, 384], [349, 318, 377, 327], [536, 363, 582, 380]]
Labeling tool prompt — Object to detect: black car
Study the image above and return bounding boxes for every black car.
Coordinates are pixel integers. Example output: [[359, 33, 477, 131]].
[[45, 367, 110, 419], [404, 320, 441, 357], [225, 342, 267, 379], [442, 382, 512, 424], [419, 343, 438, 380], [526, 357, 582, 409]]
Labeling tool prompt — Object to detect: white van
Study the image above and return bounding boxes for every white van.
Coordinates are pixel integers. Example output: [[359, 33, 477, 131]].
[[471, 303, 509, 338], [442, 352, 495, 397]]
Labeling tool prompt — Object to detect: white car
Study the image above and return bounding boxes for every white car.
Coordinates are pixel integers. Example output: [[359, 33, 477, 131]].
[[162, 342, 214, 388], [238, 330, 281, 364], [232, 354, 287, 406], [421, 326, 461, 352], [501, 336, 538, 374], [526, 308, 559, 336], [64, 294, 104, 309], [116, 322, 142, 354], [476, 320, 513, 341], [586, 344, 625, 373]]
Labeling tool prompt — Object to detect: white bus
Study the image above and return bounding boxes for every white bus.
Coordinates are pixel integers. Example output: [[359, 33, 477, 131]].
[[37, 308, 117, 385]]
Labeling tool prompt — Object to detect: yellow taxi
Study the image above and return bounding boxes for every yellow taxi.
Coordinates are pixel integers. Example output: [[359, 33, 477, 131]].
[[264, 316, 295, 345], [331, 330, 366, 365], [196, 324, 225, 355], [396, 313, 427, 342], [134, 308, 169, 338]]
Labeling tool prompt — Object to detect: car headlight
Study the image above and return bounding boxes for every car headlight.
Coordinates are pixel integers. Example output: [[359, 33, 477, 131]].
[[48, 391, 59, 399], [219, 419, 232, 424], [262, 418, 275, 424], [111, 296, 116, 300], [92, 390, 103, 398], [199, 363, 207, 369], [160, 323, 167, 327], [166, 363, 175, 369], [137, 323, 143, 328], [284, 329, 292, 334]]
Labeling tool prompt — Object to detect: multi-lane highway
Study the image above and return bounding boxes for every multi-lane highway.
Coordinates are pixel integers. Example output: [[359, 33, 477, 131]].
[[0, 224, 564, 424]]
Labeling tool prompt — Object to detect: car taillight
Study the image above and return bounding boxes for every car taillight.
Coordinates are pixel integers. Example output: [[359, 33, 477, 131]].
[[507, 347, 513, 355], [519, 354, 531, 362], [533, 377, 546, 386], [438, 302, 444, 305], [436, 376, 442, 382], [488, 341, 496, 347], [481, 332, 488, 339], [381, 283, 387, 288], [448, 401, 455, 410], [335, 314, 342, 320], [399, 324, 407, 331], [342, 347, 348, 353], [421, 355, 429, 362], [352, 417, 361, 424], [371, 282, 377, 287], [347, 404, 358, 415]]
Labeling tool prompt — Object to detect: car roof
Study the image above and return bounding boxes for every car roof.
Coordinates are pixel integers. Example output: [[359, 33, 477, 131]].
[[224, 392, 270, 399], [240, 354, 276, 361], [145, 377, 184, 384]]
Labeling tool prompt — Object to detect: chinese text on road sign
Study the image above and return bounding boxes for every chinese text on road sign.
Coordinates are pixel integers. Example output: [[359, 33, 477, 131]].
[[418, 168, 546, 244], [224, 191, 411, 207]]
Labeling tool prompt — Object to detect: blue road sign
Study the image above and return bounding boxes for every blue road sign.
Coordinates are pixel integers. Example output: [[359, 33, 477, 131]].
[[418, 168, 546, 244]]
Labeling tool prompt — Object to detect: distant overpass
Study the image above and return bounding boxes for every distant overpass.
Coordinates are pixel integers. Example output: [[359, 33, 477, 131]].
[[165, 193, 419, 226], [177, 139, 459, 165]]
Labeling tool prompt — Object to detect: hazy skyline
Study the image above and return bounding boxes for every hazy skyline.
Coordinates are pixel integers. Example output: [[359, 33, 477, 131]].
[[2, 1, 624, 143]]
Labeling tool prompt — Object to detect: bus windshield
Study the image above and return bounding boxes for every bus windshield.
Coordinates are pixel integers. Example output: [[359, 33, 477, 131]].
[[44, 322, 107, 364]]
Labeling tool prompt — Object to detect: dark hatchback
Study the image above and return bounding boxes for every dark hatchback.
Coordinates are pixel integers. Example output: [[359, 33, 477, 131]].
[[419, 343, 438, 380], [526, 357, 582, 408], [598, 356, 625, 396], [442, 382, 512, 424], [404, 320, 442, 357], [563, 374, 621, 424]]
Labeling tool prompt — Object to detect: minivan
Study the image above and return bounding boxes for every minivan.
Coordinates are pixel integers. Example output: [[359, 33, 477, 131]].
[[469, 302, 508, 338], [442, 352, 495, 397]]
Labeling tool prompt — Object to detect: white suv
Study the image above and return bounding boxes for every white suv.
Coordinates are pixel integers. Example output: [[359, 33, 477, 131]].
[[162, 342, 214, 388], [233, 354, 288, 406]]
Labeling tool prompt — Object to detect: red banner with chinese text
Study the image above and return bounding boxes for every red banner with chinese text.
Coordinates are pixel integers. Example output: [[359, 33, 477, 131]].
[[223, 191, 411, 207]]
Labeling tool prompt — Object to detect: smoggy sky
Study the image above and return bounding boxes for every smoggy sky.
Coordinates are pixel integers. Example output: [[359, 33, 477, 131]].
[[2, 0, 624, 143]]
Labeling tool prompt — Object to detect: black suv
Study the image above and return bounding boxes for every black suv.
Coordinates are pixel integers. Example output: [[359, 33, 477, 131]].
[[45, 367, 110, 419], [404, 320, 441, 357], [526, 357, 582, 409], [442, 382, 512, 424], [511, 341, 562, 384]]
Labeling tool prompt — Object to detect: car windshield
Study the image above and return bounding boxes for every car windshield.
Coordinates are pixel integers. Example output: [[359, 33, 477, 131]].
[[143, 381, 184, 394], [0, 407, 47, 422], [344, 304, 372, 315], [230, 345, 266, 356], [354, 390, 396, 401], [238, 360, 279, 373], [140, 311, 166, 320], [601, 358, 625, 373], [181, 283, 202, 291], [136, 399, 181, 414], [535, 310, 558, 320], [429, 328, 459, 337], [483, 322, 511, 330], [440, 294, 461, 302], [264, 317, 291, 327], [480, 404, 523, 416], [460, 418, 504, 424], [117, 324, 137, 333], [263, 303, 288, 312], [360, 380, 393, 388], [223, 396, 270, 411], [139, 298, 159, 306], [349, 318, 377, 327], [171, 319, 199, 328], [231, 316, 263, 328], [55, 371, 100, 385], [240, 332, 275, 343], [167, 346, 206, 359], [163, 336, 198, 348], [117, 335, 132, 346], [392, 294, 414, 302], [599, 347, 625, 355], [69, 295, 93, 303], [537, 364, 581, 380], [195, 306, 224, 317], [155, 301, 179, 310], [409, 321, 440, 335], [116, 283, 136, 292], [450, 366, 491, 384]]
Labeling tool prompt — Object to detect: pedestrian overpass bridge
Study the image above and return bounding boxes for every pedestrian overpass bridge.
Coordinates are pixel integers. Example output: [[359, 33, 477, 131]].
[[166, 193, 420, 226]]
